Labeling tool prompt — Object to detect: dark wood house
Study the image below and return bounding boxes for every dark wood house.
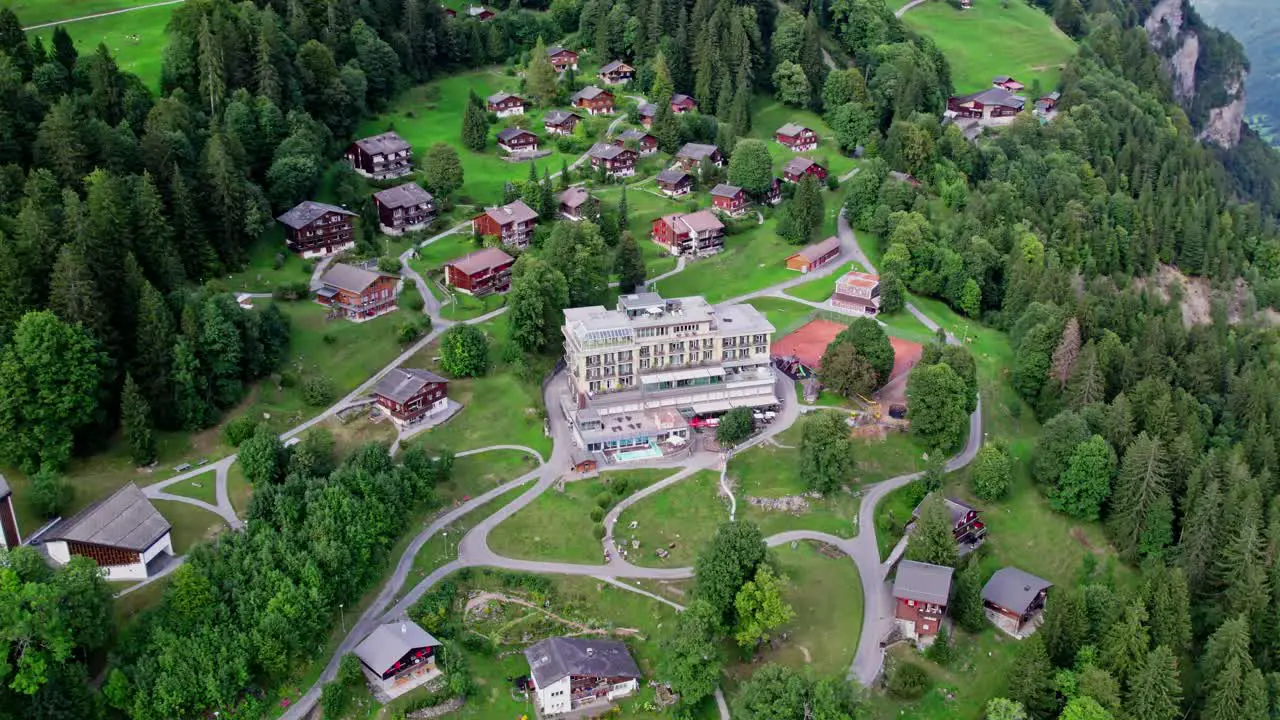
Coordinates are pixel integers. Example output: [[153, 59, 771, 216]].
[[637, 103, 657, 128], [466, 4, 495, 19], [277, 201, 358, 257], [486, 91, 526, 117], [614, 129, 658, 155], [651, 210, 725, 257], [571, 86, 615, 115], [544, 109, 581, 136], [598, 60, 635, 85], [473, 200, 538, 249], [497, 127, 539, 154], [558, 186, 593, 221], [346, 131, 413, 180], [587, 143, 637, 177], [373, 182, 436, 236], [992, 75, 1025, 92], [372, 368, 450, 424], [546, 46, 579, 72], [710, 183, 747, 216], [783, 157, 827, 183], [444, 247, 515, 296], [893, 560, 953, 638], [982, 567, 1053, 637], [775, 123, 818, 151], [353, 620, 443, 681], [946, 87, 1025, 122], [912, 495, 988, 547], [674, 143, 723, 171], [655, 168, 693, 197], [761, 176, 783, 205], [671, 93, 697, 113], [316, 262, 399, 320]]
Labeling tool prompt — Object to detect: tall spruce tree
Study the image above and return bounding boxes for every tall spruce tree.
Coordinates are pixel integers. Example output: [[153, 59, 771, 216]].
[[614, 234, 646, 294], [905, 494, 958, 567], [1108, 432, 1172, 560], [121, 373, 156, 465], [525, 38, 559, 106], [462, 100, 488, 150], [1125, 646, 1181, 720]]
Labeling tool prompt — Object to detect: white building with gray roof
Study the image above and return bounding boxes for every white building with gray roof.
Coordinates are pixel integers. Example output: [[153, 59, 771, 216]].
[[524, 637, 641, 716], [43, 483, 173, 581]]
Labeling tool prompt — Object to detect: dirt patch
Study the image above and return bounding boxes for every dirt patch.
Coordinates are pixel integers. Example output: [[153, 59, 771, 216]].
[[1131, 263, 1270, 328], [746, 495, 817, 513], [1069, 527, 1104, 555]]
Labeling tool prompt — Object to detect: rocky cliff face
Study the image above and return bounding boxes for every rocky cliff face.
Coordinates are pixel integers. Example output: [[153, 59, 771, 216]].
[[1144, 0, 1247, 148]]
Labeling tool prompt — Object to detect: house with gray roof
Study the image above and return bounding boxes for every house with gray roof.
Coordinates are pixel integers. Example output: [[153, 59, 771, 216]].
[[982, 566, 1053, 638], [674, 142, 723, 170], [775, 122, 818, 151], [346, 131, 412, 179], [316, 263, 400, 321], [544, 109, 581, 135], [946, 87, 1026, 125], [486, 91, 526, 117], [372, 368, 450, 424], [43, 483, 173, 581], [373, 182, 436, 235], [892, 559, 954, 638], [655, 168, 694, 196], [558, 186, 593, 220], [571, 86, 615, 115], [524, 637, 641, 716], [354, 619, 444, 698], [276, 201, 358, 258], [497, 126, 539, 154], [597, 60, 635, 85]]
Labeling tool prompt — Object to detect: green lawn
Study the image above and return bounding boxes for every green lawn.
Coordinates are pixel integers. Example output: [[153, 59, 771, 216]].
[[152, 500, 227, 554], [901, 0, 1076, 94], [8, 0, 144, 26], [226, 463, 252, 517], [438, 290, 507, 321], [746, 297, 820, 338], [160, 474, 219, 505], [356, 68, 588, 206], [113, 574, 172, 627], [657, 218, 800, 302], [219, 227, 314, 295], [28, 3, 175, 90], [747, 95, 858, 179], [595, 185, 681, 278], [614, 470, 726, 567], [487, 468, 674, 563], [437, 449, 539, 503], [866, 630, 1024, 720], [784, 260, 868, 303]]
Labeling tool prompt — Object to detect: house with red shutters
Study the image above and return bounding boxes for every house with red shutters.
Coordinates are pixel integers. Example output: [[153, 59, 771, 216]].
[[761, 177, 783, 205], [544, 109, 581, 136], [946, 87, 1026, 124], [373, 182, 436, 235], [614, 129, 658, 155], [786, 236, 841, 273], [655, 168, 694, 197], [674, 143, 723, 171], [277, 201, 358, 257], [372, 368, 450, 424], [315, 263, 399, 321], [588, 143, 638, 177], [671, 93, 697, 113], [775, 123, 818, 151], [353, 620, 444, 699], [445, 247, 515, 296], [474, 199, 539, 249], [992, 75, 1025, 92], [912, 495, 988, 550], [651, 210, 725, 257], [893, 560, 954, 639], [571, 86, 615, 115], [637, 103, 657, 128], [497, 127, 539, 154], [558, 186, 593, 221], [598, 60, 635, 85], [783, 156, 827, 183], [346, 132, 413, 180], [710, 183, 748, 217], [547, 46, 579, 72], [486, 91, 526, 117]]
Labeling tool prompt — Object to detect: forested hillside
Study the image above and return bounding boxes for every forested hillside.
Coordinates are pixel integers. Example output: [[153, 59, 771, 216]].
[[1193, 0, 1279, 143]]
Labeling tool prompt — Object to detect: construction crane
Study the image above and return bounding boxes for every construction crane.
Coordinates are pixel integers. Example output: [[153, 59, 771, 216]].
[[855, 393, 881, 421]]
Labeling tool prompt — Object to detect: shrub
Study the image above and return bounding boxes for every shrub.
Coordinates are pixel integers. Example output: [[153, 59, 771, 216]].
[[401, 289, 425, 313], [271, 281, 310, 300], [31, 467, 73, 517], [887, 661, 930, 699], [826, 174, 840, 191], [590, 507, 605, 522], [321, 333, 337, 345], [397, 317, 432, 344], [925, 626, 953, 666], [595, 492, 612, 509], [302, 374, 335, 406], [592, 523, 606, 539], [377, 256, 402, 273], [222, 416, 259, 447]]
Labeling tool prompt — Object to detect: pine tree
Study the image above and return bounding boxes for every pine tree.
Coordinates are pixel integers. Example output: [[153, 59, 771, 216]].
[[558, 159, 570, 190], [1125, 646, 1180, 720], [121, 374, 157, 466], [1201, 617, 1255, 720], [949, 556, 986, 632], [618, 185, 628, 226], [1100, 600, 1150, 689], [652, 104, 682, 154], [1067, 340, 1104, 409], [131, 173, 184, 292], [799, 10, 826, 107], [1142, 564, 1192, 655], [171, 336, 209, 431], [1108, 433, 1171, 560], [782, 174, 823, 245], [462, 100, 488, 150], [1007, 636, 1056, 718], [525, 37, 559, 106], [905, 494, 958, 568], [540, 168, 555, 219], [1215, 520, 1269, 629], [614, 234, 646, 294], [48, 242, 113, 348], [1041, 587, 1088, 667], [1050, 317, 1082, 387], [650, 50, 674, 105], [132, 280, 176, 427]]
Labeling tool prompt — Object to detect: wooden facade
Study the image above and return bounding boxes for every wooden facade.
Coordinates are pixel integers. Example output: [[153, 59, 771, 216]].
[[711, 185, 748, 216], [497, 127, 539, 154], [277, 202, 358, 257], [346, 132, 412, 179], [775, 124, 818, 151], [598, 61, 635, 85], [375, 376, 448, 423], [444, 248, 515, 296], [572, 87, 615, 115], [67, 540, 140, 568], [374, 183, 436, 235], [316, 264, 399, 320], [547, 47, 579, 72], [473, 200, 538, 248], [783, 158, 827, 183], [786, 237, 841, 272], [487, 92, 526, 117]]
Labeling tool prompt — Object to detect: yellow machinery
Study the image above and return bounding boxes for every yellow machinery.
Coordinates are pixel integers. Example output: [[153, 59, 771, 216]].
[[855, 393, 881, 421]]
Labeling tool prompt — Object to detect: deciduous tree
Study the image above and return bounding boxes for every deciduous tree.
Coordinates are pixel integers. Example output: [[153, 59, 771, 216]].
[[422, 143, 464, 198], [733, 566, 794, 648], [818, 342, 878, 399], [508, 255, 569, 354], [906, 362, 968, 452], [798, 411, 856, 494], [726, 139, 774, 195], [1051, 435, 1116, 520], [440, 325, 490, 377], [694, 521, 767, 625], [716, 407, 755, 448], [906, 494, 958, 567]]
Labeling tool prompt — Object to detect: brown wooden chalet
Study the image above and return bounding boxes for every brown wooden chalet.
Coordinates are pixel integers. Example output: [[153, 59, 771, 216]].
[[783, 156, 827, 183], [373, 182, 436, 236], [354, 620, 443, 682], [637, 103, 657, 128], [547, 46, 579, 72], [761, 177, 783, 205], [982, 567, 1053, 637], [466, 4, 495, 20], [913, 495, 987, 548], [486, 91, 526, 117], [710, 183, 747, 217], [786, 236, 841, 273], [674, 143, 723, 171], [775, 123, 818, 151], [372, 368, 450, 424], [587, 143, 637, 177], [671, 93, 697, 113], [474, 199, 538, 249], [1035, 91, 1061, 114], [544, 109, 581, 136], [893, 560, 953, 638], [614, 129, 658, 155], [651, 210, 724, 257], [992, 75, 1025, 92], [558, 186, 593, 221], [571, 86, 615, 115], [597, 60, 635, 85], [445, 247, 515, 296], [43, 483, 173, 580], [946, 87, 1026, 122], [316, 263, 399, 320], [497, 127, 539, 154], [655, 168, 694, 197], [0, 476, 19, 550], [277, 201, 357, 257], [346, 131, 412, 180], [831, 270, 880, 314]]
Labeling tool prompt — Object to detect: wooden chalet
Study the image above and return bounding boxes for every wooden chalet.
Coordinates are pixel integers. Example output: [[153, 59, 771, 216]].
[[474, 199, 539, 249], [558, 186, 593, 221], [544, 109, 581, 136], [497, 127, 539, 154], [0, 476, 19, 549], [946, 87, 1025, 123], [786, 236, 841, 273], [316, 263, 399, 320], [346, 131, 413, 180], [486, 91, 526, 117], [982, 567, 1053, 638], [671, 93, 697, 113], [710, 183, 748, 217], [655, 168, 694, 197], [547, 46, 579, 72], [992, 75, 1025, 92], [1035, 91, 1061, 115], [571, 86, 615, 115], [912, 495, 988, 548], [373, 182, 436, 236], [354, 620, 443, 683], [44, 483, 173, 581], [466, 4, 495, 20], [893, 560, 953, 638], [615, 129, 658, 155], [372, 368, 450, 424], [783, 157, 827, 183], [637, 103, 657, 128], [276, 201, 357, 258], [651, 210, 725, 257], [598, 60, 635, 85], [775, 123, 818, 152], [831, 270, 880, 314], [588, 143, 638, 177], [674, 143, 723, 171], [761, 177, 783, 205], [445, 247, 515, 296]]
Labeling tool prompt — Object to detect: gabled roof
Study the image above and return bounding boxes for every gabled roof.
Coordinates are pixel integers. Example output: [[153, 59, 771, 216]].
[[45, 483, 170, 551], [837, 269, 880, 290], [1044, 90, 1061, 101], [617, 129, 654, 143], [710, 183, 743, 198], [320, 263, 393, 294], [671, 93, 695, 106], [676, 143, 720, 160], [911, 494, 979, 527], [558, 186, 591, 209], [663, 210, 723, 234], [353, 620, 442, 674], [656, 168, 692, 185], [276, 201, 356, 230], [374, 182, 434, 209], [588, 143, 632, 160], [547, 45, 575, 57], [544, 109, 580, 125], [373, 368, 449, 404], [484, 199, 539, 225], [790, 236, 841, 263], [599, 60, 634, 74], [637, 103, 658, 117], [352, 131, 410, 155], [982, 567, 1053, 614], [776, 122, 811, 136], [893, 560, 954, 605], [446, 247, 514, 276], [784, 157, 822, 175], [993, 75, 1013, 83], [571, 86, 612, 102], [524, 637, 641, 687], [953, 87, 1025, 110], [487, 91, 523, 105], [497, 127, 538, 142]]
